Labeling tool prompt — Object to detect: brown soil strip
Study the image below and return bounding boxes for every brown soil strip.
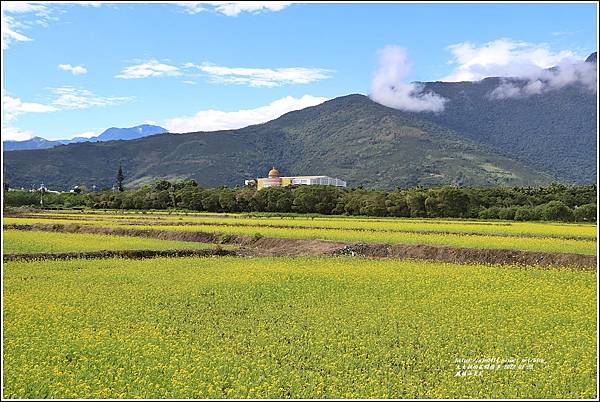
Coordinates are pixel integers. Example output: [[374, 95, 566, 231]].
[[4, 248, 237, 262], [330, 244, 596, 270], [4, 223, 597, 269]]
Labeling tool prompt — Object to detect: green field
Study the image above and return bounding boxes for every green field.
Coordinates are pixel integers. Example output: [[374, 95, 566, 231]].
[[2, 211, 597, 398], [3, 257, 596, 399]]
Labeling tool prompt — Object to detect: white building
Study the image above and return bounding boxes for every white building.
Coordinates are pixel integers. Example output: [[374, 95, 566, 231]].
[[251, 167, 347, 190]]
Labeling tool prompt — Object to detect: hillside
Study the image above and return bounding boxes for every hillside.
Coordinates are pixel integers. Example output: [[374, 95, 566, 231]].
[[418, 54, 597, 183], [3, 95, 553, 190]]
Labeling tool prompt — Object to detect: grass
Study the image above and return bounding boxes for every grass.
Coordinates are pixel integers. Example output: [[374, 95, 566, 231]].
[[3, 257, 596, 399], [2, 230, 220, 254], [4, 216, 597, 255]]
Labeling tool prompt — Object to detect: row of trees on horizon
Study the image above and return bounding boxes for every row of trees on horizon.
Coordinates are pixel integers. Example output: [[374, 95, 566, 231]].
[[3, 179, 597, 222]]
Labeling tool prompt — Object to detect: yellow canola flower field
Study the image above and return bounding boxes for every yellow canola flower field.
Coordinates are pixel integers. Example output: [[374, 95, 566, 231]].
[[3, 216, 596, 255], [3, 257, 596, 399], [20, 211, 599, 239], [2, 230, 220, 254]]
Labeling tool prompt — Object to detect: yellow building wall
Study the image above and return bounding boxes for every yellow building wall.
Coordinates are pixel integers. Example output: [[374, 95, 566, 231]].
[[257, 177, 299, 190]]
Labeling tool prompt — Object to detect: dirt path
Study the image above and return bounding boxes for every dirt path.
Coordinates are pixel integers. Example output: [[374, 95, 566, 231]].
[[4, 223, 597, 269]]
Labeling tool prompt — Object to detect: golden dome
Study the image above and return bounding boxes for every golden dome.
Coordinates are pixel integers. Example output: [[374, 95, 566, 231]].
[[268, 166, 279, 178]]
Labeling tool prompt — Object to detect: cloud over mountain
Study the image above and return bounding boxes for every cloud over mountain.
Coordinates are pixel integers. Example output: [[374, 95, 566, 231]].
[[369, 45, 447, 113], [442, 39, 582, 82], [488, 58, 597, 100]]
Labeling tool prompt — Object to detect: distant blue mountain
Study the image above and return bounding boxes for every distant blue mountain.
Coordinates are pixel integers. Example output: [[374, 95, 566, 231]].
[[2, 136, 61, 151], [73, 124, 168, 143], [3, 124, 168, 151]]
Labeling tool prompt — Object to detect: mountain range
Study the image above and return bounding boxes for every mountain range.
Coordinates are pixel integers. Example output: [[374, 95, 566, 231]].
[[3, 53, 596, 190], [3, 124, 167, 151]]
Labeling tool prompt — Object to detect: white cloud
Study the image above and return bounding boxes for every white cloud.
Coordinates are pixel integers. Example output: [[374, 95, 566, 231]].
[[177, 2, 291, 16], [186, 63, 333, 87], [3, 88, 134, 121], [2, 15, 32, 49], [551, 31, 575, 37], [58, 64, 88, 75], [116, 60, 181, 79], [369, 45, 447, 113], [2, 126, 34, 141], [1, 3, 47, 13], [50, 87, 134, 109], [488, 59, 597, 100], [74, 2, 103, 7], [1, 2, 50, 49], [3, 95, 58, 120], [163, 94, 328, 133], [442, 39, 582, 82], [436, 38, 597, 100]]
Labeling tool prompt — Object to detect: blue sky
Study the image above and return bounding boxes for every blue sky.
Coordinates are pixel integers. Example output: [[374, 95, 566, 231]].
[[2, 2, 597, 141]]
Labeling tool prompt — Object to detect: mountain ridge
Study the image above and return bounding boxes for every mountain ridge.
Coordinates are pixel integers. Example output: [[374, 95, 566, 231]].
[[3, 94, 556, 190], [4, 52, 596, 190], [3, 124, 168, 151]]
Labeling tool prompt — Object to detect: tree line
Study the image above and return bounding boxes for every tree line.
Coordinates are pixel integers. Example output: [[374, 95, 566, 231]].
[[3, 179, 597, 222]]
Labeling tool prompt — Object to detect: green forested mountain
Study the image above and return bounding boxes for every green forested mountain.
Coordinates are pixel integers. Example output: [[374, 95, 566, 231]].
[[3, 94, 555, 190], [419, 78, 597, 183]]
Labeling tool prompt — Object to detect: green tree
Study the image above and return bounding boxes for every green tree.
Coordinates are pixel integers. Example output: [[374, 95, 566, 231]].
[[497, 207, 517, 220], [360, 192, 387, 216], [116, 166, 125, 192], [219, 188, 239, 212], [478, 207, 500, 219], [437, 187, 470, 218], [385, 192, 410, 217], [202, 191, 221, 212], [406, 190, 427, 217], [573, 204, 597, 222], [514, 206, 538, 221], [292, 186, 322, 213], [536, 201, 573, 221]]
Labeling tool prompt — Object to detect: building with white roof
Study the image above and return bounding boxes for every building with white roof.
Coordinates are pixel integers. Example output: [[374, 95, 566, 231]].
[[250, 167, 346, 190]]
